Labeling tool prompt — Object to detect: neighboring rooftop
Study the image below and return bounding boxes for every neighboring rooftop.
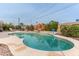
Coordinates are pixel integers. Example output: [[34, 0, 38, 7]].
[[61, 22, 79, 25]]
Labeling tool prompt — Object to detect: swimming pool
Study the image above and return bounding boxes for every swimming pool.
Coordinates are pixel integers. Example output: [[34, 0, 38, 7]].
[[11, 33, 74, 51]]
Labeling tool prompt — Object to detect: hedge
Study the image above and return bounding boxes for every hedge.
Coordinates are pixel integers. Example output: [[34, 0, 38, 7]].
[[60, 25, 79, 38]]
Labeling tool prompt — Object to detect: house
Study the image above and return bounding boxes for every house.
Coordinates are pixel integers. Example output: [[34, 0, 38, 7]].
[[34, 22, 45, 31]]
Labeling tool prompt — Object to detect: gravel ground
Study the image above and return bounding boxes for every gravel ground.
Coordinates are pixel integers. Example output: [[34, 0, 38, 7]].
[[0, 44, 13, 56]]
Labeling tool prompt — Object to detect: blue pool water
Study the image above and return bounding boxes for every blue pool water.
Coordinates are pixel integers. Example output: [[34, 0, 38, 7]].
[[11, 33, 74, 51]]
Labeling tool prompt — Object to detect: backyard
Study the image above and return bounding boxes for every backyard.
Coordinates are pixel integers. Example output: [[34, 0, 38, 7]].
[[0, 20, 79, 56], [0, 3, 79, 56]]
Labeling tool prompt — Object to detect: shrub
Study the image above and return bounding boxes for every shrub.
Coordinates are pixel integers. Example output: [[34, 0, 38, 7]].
[[44, 24, 51, 31], [26, 25, 34, 31], [15, 23, 26, 31], [2, 24, 9, 31], [2, 23, 15, 31], [61, 25, 79, 37], [28, 25, 34, 31]]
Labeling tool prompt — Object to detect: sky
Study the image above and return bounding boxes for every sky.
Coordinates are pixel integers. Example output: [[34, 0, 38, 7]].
[[0, 3, 79, 25]]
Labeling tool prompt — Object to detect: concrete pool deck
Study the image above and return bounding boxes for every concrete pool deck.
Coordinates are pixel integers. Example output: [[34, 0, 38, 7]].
[[0, 31, 79, 56]]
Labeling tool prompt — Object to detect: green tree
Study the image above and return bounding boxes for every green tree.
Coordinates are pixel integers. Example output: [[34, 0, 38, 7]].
[[49, 20, 58, 31]]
